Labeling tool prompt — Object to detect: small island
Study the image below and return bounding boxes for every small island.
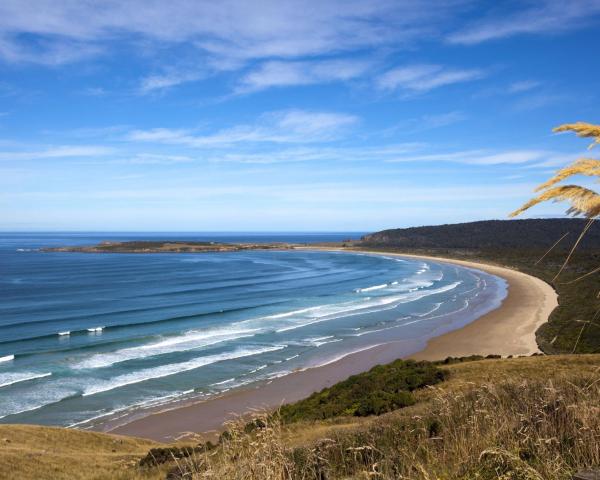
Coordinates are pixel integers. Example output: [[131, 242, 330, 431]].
[[43, 240, 296, 254]]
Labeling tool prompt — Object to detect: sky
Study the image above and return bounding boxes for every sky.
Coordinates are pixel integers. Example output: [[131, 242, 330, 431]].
[[1, 0, 599, 232]]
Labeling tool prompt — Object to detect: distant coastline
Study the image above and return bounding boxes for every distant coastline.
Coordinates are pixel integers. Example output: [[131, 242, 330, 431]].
[[42, 240, 296, 254]]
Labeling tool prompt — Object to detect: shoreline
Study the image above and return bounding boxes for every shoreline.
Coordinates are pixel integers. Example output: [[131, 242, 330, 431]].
[[106, 249, 558, 442]]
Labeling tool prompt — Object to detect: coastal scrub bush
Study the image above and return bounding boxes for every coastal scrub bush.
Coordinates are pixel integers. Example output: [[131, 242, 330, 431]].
[[278, 358, 446, 422], [139, 446, 188, 468]]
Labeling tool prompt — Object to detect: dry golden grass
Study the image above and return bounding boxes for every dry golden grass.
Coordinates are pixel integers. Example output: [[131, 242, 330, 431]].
[[554, 122, 600, 150], [285, 354, 600, 447], [0, 425, 165, 480], [163, 355, 600, 480], [510, 185, 600, 219], [535, 158, 600, 191]]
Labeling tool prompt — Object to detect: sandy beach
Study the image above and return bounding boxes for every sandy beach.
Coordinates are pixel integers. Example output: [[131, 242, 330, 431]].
[[109, 250, 558, 442]]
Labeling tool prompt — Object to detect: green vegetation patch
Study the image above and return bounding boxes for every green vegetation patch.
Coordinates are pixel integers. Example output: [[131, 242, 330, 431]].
[[279, 359, 446, 422]]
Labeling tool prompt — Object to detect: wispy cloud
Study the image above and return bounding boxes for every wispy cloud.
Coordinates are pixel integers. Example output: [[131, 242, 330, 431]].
[[511, 92, 568, 111], [384, 149, 569, 165], [0, 35, 101, 66], [448, 1, 600, 44], [381, 111, 466, 137], [507, 80, 540, 94], [0, 1, 458, 66], [4, 183, 539, 206], [0, 145, 114, 161], [199, 143, 423, 164], [127, 110, 359, 146], [126, 153, 194, 164], [81, 87, 108, 97], [377, 64, 484, 93], [236, 59, 371, 93], [139, 69, 204, 94]]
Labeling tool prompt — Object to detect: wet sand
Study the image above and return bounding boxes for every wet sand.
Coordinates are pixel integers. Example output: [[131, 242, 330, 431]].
[[108, 251, 557, 442]]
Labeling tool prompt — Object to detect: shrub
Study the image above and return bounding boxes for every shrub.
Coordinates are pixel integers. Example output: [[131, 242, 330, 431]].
[[279, 359, 445, 422]]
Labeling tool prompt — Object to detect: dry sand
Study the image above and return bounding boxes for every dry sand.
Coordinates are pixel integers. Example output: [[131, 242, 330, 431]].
[[396, 253, 558, 360], [108, 250, 557, 442]]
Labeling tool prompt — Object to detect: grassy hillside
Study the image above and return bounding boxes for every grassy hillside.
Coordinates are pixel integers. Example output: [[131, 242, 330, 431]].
[[3, 355, 598, 479], [0, 425, 164, 480], [167, 355, 600, 480], [358, 219, 600, 354]]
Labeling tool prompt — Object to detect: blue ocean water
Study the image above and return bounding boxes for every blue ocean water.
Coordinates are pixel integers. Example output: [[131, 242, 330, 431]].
[[0, 233, 506, 429]]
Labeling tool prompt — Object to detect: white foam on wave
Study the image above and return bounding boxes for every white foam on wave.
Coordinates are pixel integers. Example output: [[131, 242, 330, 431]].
[[74, 327, 260, 369], [210, 377, 236, 386], [275, 281, 462, 333], [58, 331, 70, 336], [67, 388, 199, 428], [355, 283, 388, 293], [0, 385, 78, 420], [416, 302, 443, 317], [87, 327, 104, 333], [0, 355, 14, 363], [248, 364, 268, 374], [300, 335, 342, 347], [82, 345, 286, 396], [379, 256, 406, 263], [262, 307, 314, 319], [309, 344, 383, 369], [0, 372, 51, 389], [415, 263, 431, 275]]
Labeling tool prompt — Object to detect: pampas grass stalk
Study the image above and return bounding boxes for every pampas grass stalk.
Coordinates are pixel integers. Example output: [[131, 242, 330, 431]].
[[554, 122, 600, 149], [510, 122, 600, 282]]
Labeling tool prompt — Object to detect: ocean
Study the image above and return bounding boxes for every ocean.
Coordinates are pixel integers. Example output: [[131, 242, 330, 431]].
[[0, 233, 506, 429]]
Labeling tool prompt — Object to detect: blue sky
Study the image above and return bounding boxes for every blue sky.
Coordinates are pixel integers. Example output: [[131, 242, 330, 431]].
[[1, 1, 599, 232]]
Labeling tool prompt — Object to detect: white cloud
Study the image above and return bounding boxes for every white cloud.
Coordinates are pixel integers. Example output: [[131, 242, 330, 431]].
[[0, 1, 458, 66], [3, 182, 539, 205], [519, 152, 591, 169], [463, 151, 548, 165], [199, 143, 422, 164], [377, 64, 484, 92], [448, 1, 600, 45], [127, 109, 359, 146], [81, 87, 108, 96], [511, 92, 567, 111], [139, 70, 204, 94], [507, 80, 540, 94], [0, 35, 101, 65], [384, 149, 569, 165], [381, 111, 466, 136], [126, 153, 194, 164], [0, 145, 114, 160], [236, 58, 371, 93]]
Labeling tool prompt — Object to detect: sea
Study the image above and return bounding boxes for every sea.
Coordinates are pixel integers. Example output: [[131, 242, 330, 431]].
[[0, 232, 507, 429]]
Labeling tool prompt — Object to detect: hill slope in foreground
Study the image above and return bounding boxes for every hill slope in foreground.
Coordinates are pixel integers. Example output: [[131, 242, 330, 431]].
[[1, 355, 598, 479], [358, 218, 600, 354]]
